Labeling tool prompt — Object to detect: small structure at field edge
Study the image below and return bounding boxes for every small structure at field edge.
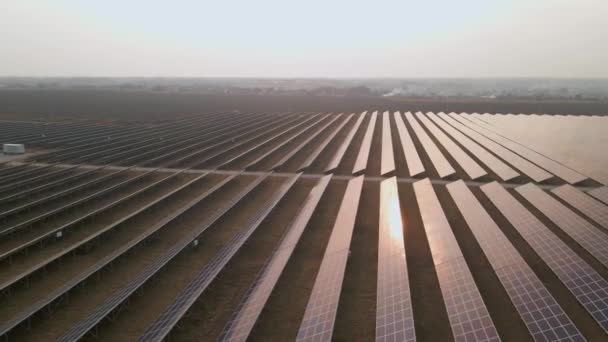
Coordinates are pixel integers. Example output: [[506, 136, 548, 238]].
[[2, 143, 25, 154]]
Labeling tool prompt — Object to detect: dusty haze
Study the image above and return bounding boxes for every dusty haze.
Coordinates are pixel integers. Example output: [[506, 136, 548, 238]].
[[1, 0, 607, 78]]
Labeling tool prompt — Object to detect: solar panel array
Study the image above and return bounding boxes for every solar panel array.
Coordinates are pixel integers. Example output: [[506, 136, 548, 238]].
[[427, 113, 519, 181], [353, 111, 378, 174], [481, 182, 608, 333], [516, 183, 608, 267], [139, 174, 300, 341], [405, 112, 455, 178], [273, 113, 342, 169], [416, 112, 487, 180], [464, 114, 587, 184], [220, 175, 332, 342], [446, 180, 584, 342], [376, 177, 415, 342], [219, 114, 322, 169], [0, 172, 214, 336], [444, 113, 552, 182], [300, 113, 354, 170], [3, 109, 607, 341], [413, 178, 500, 342], [248, 114, 329, 169], [393, 111, 424, 177], [296, 175, 364, 341]]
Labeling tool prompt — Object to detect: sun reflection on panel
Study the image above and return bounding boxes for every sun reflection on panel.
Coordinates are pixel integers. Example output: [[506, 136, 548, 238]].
[[380, 176, 405, 253]]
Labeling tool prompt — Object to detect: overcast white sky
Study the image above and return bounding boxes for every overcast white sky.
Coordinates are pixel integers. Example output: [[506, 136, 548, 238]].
[[1, 0, 607, 78]]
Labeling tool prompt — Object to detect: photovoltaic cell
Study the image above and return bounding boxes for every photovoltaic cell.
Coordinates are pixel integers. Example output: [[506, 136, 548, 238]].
[[446, 180, 584, 342], [219, 175, 332, 342], [413, 179, 499, 342], [394, 112, 424, 177], [325, 112, 366, 173], [435, 257, 501, 342], [552, 185, 608, 229], [589, 187, 608, 206], [381, 111, 396, 176], [481, 182, 608, 333], [416, 112, 486, 180], [376, 177, 415, 342], [445, 113, 552, 182], [296, 175, 364, 341], [517, 183, 608, 267], [462, 114, 587, 184], [353, 111, 378, 174], [427, 113, 519, 181], [405, 112, 455, 178]]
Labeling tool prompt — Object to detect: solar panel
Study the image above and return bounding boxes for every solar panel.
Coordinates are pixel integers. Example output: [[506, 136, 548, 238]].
[[353, 111, 378, 174], [517, 183, 608, 267], [325, 112, 366, 173], [416, 113, 487, 180], [461, 114, 587, 184], [381, 111, 396, 176], [427, 113, 519, 181], [481, 182, 608, 333], [589, 187, 608, 206], [300, 113, 354, 171], [413, 179, 499, 342], [296, 175, 364, 341], [220, 175, 332, 342], [394, 112, 424, 177], [444, 113, 552, 183], [446, 180, 584, 342], [404, 112, 455, 178], [552, 185, 608, 229], [376, 177, 415, 342]]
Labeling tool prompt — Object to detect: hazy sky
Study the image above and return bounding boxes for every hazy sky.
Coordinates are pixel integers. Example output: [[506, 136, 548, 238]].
[[1, 0, 607, 78]]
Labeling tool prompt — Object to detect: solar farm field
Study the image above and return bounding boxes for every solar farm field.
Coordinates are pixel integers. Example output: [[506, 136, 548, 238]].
[[0, 111, 607, 342]]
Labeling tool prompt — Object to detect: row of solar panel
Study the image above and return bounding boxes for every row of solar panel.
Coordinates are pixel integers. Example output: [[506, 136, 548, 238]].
[[318, 110, 592, 185], [0, 111, 320, 193]]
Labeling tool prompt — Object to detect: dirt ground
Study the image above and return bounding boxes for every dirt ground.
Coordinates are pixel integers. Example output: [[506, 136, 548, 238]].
[[0, 90, 606, 121]]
